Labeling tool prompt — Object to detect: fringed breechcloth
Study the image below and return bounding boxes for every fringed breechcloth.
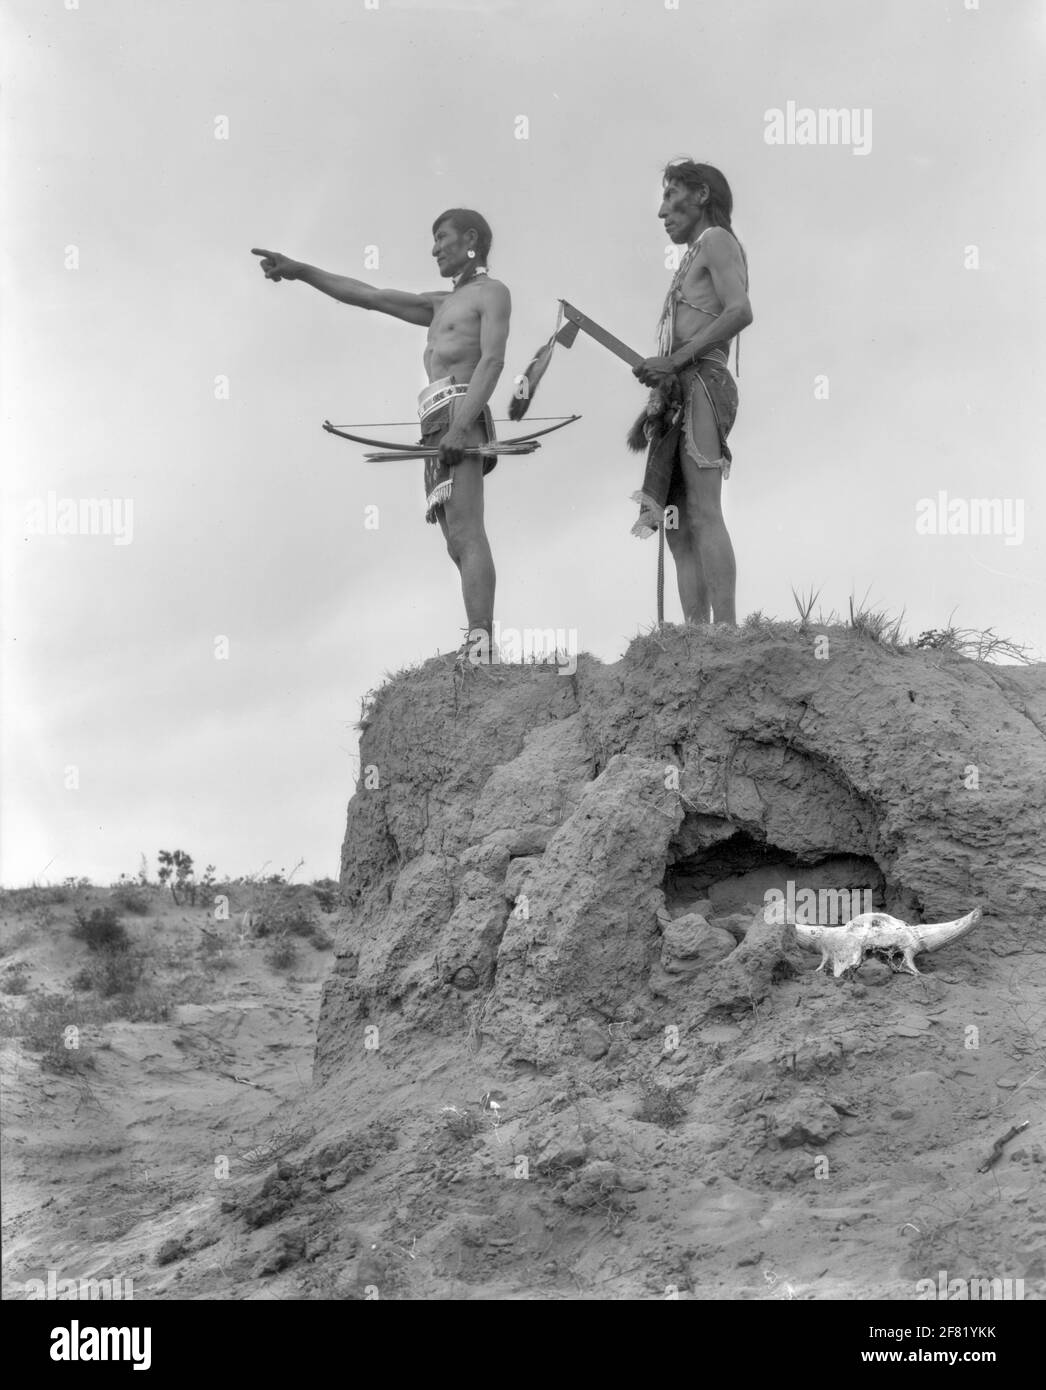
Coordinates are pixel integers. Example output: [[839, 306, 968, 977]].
[[419, 377, 497, 524], [630, 355, 738, 539]]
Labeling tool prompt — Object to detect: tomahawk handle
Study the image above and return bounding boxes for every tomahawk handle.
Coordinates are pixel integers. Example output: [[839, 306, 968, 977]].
[[558, 301, 645, 368]]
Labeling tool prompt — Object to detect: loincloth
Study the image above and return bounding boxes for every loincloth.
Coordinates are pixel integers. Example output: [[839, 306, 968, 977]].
[[419, 377, 497, 524], [630, 355, 738, 539]]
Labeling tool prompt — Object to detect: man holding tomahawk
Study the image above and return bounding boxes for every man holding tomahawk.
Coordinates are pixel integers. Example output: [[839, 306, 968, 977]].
[[252, 208, 509, 651], [630, 160, 753, 626]]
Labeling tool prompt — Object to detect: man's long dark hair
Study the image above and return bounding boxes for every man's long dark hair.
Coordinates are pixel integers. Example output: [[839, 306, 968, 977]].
[[433, 208, 492, 288], [662, 159, 747, 284], [662, 159, 735, 230]]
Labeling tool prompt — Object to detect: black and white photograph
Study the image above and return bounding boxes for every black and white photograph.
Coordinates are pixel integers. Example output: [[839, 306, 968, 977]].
[[3, 0, 1043, 1342]]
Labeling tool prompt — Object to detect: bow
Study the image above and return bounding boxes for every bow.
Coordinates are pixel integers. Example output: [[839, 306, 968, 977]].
[[321, 414, 581, 453]]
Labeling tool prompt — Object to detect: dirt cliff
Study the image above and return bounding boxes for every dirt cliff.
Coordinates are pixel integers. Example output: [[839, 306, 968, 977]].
[[303, 627, 1046, 1298], [322, 627, 1044, 1065]]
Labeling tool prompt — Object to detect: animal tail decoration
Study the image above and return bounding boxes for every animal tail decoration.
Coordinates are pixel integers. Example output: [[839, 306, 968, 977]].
[[627, 380, 681, 452], [627, 409, 649, 452]]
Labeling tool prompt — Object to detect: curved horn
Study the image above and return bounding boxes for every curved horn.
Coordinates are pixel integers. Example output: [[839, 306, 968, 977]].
[[915, 907, 982, 955]]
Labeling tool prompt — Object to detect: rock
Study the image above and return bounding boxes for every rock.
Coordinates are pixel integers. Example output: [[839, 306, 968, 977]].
[[684, 898, 715, 920], [492, 753, 686, 1028], [578, 1022, 610, 1060], [617, 1170, 648, 1192], [780, 1036, 846, 1079], [771, 1097, 842, 1148], [715, 912, 753, 943], [705, 916, 805, 1013], [561, 1160, 626, 1210], [155, 1237, 186, 1267], [241, 1170, 301, 1230], [533, 1118, 589, 1171], [468, 714, 593, 855], [661, 916, 736, 970], [252, 1229, 306, 1277]]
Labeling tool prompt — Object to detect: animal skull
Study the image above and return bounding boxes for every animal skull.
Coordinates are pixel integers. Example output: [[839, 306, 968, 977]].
[[793, 908, 982, 978]]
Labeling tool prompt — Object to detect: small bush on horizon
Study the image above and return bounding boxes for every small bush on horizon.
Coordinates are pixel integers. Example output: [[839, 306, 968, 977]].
[[157, 849, 197, 905], [912, 625, 1031, 663], [110, 876, 151, 915], [253, 893, 330, 950], [311, 878, 340, 914]]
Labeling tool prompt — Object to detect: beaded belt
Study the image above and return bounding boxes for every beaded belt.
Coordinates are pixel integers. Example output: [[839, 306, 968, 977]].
[[418, 378, 469, 421]]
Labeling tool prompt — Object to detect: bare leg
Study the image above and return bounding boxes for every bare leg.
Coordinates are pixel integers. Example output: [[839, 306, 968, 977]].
[[664, 517, 710, 623], [436, 451, 496, 638], [679, 389, 737, 626]]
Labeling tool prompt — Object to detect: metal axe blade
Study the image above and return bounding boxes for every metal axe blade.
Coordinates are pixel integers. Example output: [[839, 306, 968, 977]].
[[557, 300, 644, 368]]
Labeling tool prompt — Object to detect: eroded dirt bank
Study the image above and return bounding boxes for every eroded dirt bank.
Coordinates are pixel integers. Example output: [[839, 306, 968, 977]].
[[4, 628, 1044, 1298]]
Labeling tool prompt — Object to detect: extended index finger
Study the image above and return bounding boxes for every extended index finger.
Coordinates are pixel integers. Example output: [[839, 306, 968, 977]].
[[251, 248, 277, 259]]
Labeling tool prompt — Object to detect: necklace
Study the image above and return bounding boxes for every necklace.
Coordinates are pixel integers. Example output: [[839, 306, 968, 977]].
[[452, 264, 489, 290]]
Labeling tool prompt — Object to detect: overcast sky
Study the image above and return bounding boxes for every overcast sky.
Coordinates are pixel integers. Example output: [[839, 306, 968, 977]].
[[3, 0, 1043, 886]]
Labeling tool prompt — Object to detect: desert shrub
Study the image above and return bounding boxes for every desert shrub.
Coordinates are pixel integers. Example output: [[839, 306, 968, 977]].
[[311, 879, 340, 914], [81, 947, 146, 998], [8, 991, 97, 1073], [255, 895, 329, 949], [441, 1107, 479, 1141], [72, 906, 129, 952], [112, 987, 171, 1023], [911, 625, 1031, 663], [264, 933, 298, 971], [110, 878, 152, 915], [2, 963, 31, 995], [197, 931, 231, 971], [0, 923, 36, 958], [637, 1080, 687, 1128]]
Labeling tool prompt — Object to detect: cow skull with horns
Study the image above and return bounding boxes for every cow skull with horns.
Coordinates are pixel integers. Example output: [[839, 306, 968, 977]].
[[793, 908, 982, 978]]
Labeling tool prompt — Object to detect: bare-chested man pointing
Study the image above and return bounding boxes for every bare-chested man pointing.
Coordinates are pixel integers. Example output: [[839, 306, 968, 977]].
[[252, 210, 509, 651]]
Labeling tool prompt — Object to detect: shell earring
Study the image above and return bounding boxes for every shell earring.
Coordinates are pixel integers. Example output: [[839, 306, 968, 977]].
[[467, 249, 476, 259]]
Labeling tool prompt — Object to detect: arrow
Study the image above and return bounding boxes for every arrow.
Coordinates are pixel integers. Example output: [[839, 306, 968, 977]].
[[321, 414, 581, 454]]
